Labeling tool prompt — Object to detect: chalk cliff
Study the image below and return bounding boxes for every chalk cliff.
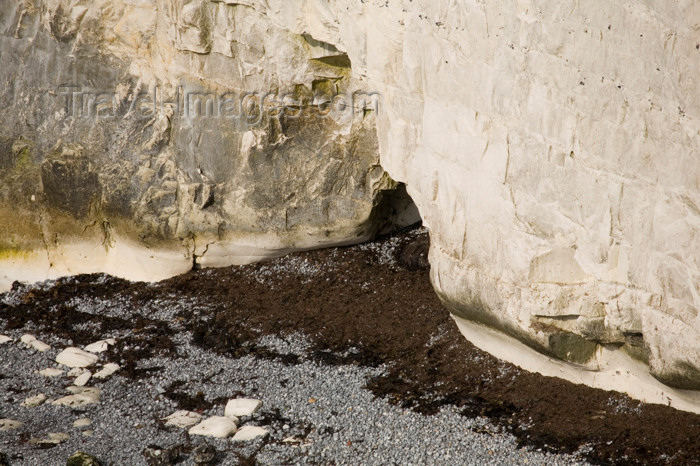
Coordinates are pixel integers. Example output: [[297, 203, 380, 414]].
[[1, 0, 698, 407]]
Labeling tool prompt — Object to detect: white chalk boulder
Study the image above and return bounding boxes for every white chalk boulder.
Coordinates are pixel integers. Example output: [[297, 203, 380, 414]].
[[39, 368, 64, 377], [225, 398, 262, 417], [232, 426, 270, 441], [56, 347, 99, 368], [74, 371, 92, 387], [188, 416, 238, 438], [0, 419, 22, 431], [21, 393, 47, 408], [163, 410, 203, 428], [84, 339, 115, 354], [52, 387, 100, 407], [93, 363, 120, 379]]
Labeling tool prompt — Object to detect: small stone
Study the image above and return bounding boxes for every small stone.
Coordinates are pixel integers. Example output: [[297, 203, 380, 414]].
[[163, 410, 202, 428], [21, 393, 47, 407], [0, 335, 12, 344], [56, 347, 99, 368], [66, 451, 100, 466], [29, 432, 69, 445], [0, 419, 22, 431], [188, 416, 237, 438], [142, 445, 180, 466], [48, 432, 70, 441], [66, 385, 97, 395], [74, 371, 92, 387], [20, 334, 50, 351], [232, 425, 269, 441], [39, 368, 65, 377], [82, 430, 94, 437], [74, 418, 92, 428], [192, 444, 216, 465], [52, 387, 100, 407], [224, 398, 262, 417], [30, 339, 51, 352], [93, 363, 120, 379], [84, 340, 113, 354]]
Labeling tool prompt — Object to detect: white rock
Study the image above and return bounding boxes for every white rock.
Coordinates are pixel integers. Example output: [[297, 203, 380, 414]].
[[0, 419, 22, 431], [74, 371, 92, 387], [29, 432, 69, 445], [66, 385, 99, 395], [56, 347, 99, 368], [20, 334, 49, 351], [188, 416, 238, 438], [92, 363, 120, 379], [39, 368, 65, 377], [84, 339, 114, 353], [28, 438, 49, 445], [163, 410, 202, 428], [0, 335, 12, 344], [21, 393, 47, 407], [30, 339, 50, 352], [225, 398, 262, 417], [82, 430, 93, 437], [73, 418, 92, 428], [232, 426, 269, 441], [52, 387, 100, 407]]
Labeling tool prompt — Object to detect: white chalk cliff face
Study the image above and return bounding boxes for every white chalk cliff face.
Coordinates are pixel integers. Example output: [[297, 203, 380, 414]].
[[1, 1, 699, 406]]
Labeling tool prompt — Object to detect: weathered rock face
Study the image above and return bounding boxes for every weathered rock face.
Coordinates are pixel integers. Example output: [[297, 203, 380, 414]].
[[0, 0, 417, 285], [1, 1, 698, 403]]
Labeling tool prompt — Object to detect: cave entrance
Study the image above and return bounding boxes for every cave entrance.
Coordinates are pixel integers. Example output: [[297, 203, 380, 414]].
[[371, 182, 422, 236]]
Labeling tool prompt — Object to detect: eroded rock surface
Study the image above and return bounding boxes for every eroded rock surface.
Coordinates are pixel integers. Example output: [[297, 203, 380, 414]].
[[0, 0, 416, 289], [1, 1, 698, 398]]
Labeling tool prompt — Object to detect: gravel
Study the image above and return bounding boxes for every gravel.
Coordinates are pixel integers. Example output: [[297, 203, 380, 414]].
[[0, 311, 589, 465], [0, 228, 593, 464]]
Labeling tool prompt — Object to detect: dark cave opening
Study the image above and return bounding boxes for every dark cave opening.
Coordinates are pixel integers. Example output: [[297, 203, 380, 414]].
[[371, 182, 422, 236]]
